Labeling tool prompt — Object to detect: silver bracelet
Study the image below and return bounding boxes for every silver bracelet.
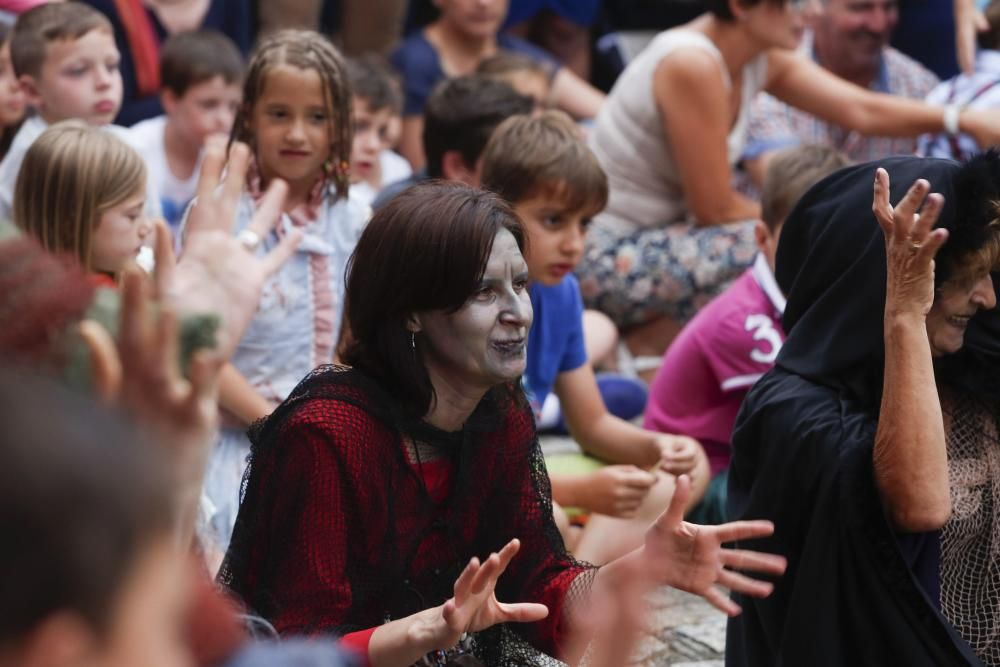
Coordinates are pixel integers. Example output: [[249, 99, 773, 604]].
[[943, 104, 961, 136]]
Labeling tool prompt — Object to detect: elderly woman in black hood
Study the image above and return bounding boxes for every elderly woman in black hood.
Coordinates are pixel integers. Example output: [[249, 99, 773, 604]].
[[725, 152, 1000, 666]]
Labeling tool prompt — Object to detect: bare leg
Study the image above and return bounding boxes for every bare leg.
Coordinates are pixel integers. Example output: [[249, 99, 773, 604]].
[[583, 309, 619, 369]]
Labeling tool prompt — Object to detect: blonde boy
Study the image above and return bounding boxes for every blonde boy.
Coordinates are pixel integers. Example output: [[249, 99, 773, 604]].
[[481, 110, 709, 565], [0, 3, 158, 221]]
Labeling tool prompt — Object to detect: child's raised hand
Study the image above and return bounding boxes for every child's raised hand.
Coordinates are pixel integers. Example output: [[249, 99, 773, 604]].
[[172, 139, 302, 359]]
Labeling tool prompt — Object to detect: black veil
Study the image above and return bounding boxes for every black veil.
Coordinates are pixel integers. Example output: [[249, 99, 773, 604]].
[[726, 156, 988, 666]]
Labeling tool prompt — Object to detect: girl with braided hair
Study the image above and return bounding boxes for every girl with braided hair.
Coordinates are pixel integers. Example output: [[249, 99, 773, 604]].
[[197, 29, 370, 554]]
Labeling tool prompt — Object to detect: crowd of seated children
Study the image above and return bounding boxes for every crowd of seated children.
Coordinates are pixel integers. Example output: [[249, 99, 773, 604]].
[[372, 73, 534, 207], [6, 0, 1000, 664], [0, 3, 160, 223], [345, 53, 412, 208], [481, 110, 711, 565], [128, 29, 244, 230], [644, 144, 850, 524]]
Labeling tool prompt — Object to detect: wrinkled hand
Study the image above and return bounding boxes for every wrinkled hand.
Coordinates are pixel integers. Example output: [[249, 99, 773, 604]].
[[955, 0, 989, 74], [585, 465, 658, 518], [430, 540, 549, 650], [655, 434, 701, 475], [642, 475, 787, 615], [872, 168, 948, 320], [170, 139, 301, 359]]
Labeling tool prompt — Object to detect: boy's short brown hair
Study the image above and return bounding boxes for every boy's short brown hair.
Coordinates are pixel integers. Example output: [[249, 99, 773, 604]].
[[160, 30, 244, 97], [481, 109, 608, 215], [761, 144, 850, 231], [11, 3, 112, 79]]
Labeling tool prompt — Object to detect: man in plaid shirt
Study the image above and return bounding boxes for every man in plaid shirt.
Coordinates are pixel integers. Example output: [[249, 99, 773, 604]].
[[741, 0, 938, 186]]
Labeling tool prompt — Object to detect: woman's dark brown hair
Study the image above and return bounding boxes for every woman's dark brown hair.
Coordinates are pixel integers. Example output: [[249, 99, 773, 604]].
[[342, 181, 525, 417]]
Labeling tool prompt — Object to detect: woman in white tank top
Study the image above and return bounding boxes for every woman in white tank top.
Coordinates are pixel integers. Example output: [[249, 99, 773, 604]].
[[577, 0, 1000, 363]]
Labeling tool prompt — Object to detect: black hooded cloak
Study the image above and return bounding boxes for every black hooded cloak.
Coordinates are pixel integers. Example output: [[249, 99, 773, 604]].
[[725, 156, 990, 666]]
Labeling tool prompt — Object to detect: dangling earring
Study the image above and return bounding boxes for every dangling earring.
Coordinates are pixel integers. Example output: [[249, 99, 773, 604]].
[[410, 332, 416, 352]]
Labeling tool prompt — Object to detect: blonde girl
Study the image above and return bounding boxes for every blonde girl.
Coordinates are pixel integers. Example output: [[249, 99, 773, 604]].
[[13, 121, 150, 283], [198, 30, 369, 552]]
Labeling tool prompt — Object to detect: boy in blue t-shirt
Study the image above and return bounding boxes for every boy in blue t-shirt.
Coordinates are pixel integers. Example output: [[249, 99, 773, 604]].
[[481, 110, 710, 565]]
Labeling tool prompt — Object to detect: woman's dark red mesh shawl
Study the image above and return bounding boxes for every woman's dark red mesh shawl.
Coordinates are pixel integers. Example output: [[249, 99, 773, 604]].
[[218, 366, 596, 664]]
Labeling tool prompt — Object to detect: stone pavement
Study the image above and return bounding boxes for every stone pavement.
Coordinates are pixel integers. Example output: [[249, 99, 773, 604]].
[[630, 586, 726, 666]]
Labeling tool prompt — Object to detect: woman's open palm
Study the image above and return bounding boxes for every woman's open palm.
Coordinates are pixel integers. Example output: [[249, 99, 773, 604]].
[[438, 539, 549, 647], [643, 475, 787, 616]]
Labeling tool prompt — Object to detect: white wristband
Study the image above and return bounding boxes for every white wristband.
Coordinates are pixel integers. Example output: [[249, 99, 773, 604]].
[[943, 104, 961, 136]]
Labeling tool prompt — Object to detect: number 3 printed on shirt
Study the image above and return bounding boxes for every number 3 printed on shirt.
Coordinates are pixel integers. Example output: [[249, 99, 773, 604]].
[[745, 314, 782, 364]]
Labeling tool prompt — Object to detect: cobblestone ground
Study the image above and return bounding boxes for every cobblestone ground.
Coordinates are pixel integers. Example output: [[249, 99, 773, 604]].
[[630, 587, 725, 666], [539, 436, 727, 666]]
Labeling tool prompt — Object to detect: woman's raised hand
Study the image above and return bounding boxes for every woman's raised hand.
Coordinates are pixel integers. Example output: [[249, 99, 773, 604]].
[[640, 475, 786, 616], [433, 539, 549, 648], [872, 168, 949, 320]]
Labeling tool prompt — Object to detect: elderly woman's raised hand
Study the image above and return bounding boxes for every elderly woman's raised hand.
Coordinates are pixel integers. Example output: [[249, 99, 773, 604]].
[[638, 475, 787, 616], [873, 168, 949, 321]]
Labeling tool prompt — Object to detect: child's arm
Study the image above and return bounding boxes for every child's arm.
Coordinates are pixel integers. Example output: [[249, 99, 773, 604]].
[[555, 363, 701, 473], [218, 363, 276, 426]]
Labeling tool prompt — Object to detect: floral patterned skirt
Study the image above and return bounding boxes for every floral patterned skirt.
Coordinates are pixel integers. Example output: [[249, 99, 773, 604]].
[[576, 219, 757, 328]]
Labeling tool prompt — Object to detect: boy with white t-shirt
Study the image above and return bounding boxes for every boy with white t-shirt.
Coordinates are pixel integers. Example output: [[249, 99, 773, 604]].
[[129, 30, 243, 229]]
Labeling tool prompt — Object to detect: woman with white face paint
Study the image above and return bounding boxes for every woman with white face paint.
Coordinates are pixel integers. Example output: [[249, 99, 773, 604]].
[[218, 181, 785, 667]]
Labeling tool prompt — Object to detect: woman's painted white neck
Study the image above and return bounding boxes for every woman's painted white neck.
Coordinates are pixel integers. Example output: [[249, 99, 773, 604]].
[[422, 363, 490, 432]]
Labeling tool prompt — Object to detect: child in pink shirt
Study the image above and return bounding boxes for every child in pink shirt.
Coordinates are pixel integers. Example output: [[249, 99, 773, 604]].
[[644, 145, 849, 522]]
